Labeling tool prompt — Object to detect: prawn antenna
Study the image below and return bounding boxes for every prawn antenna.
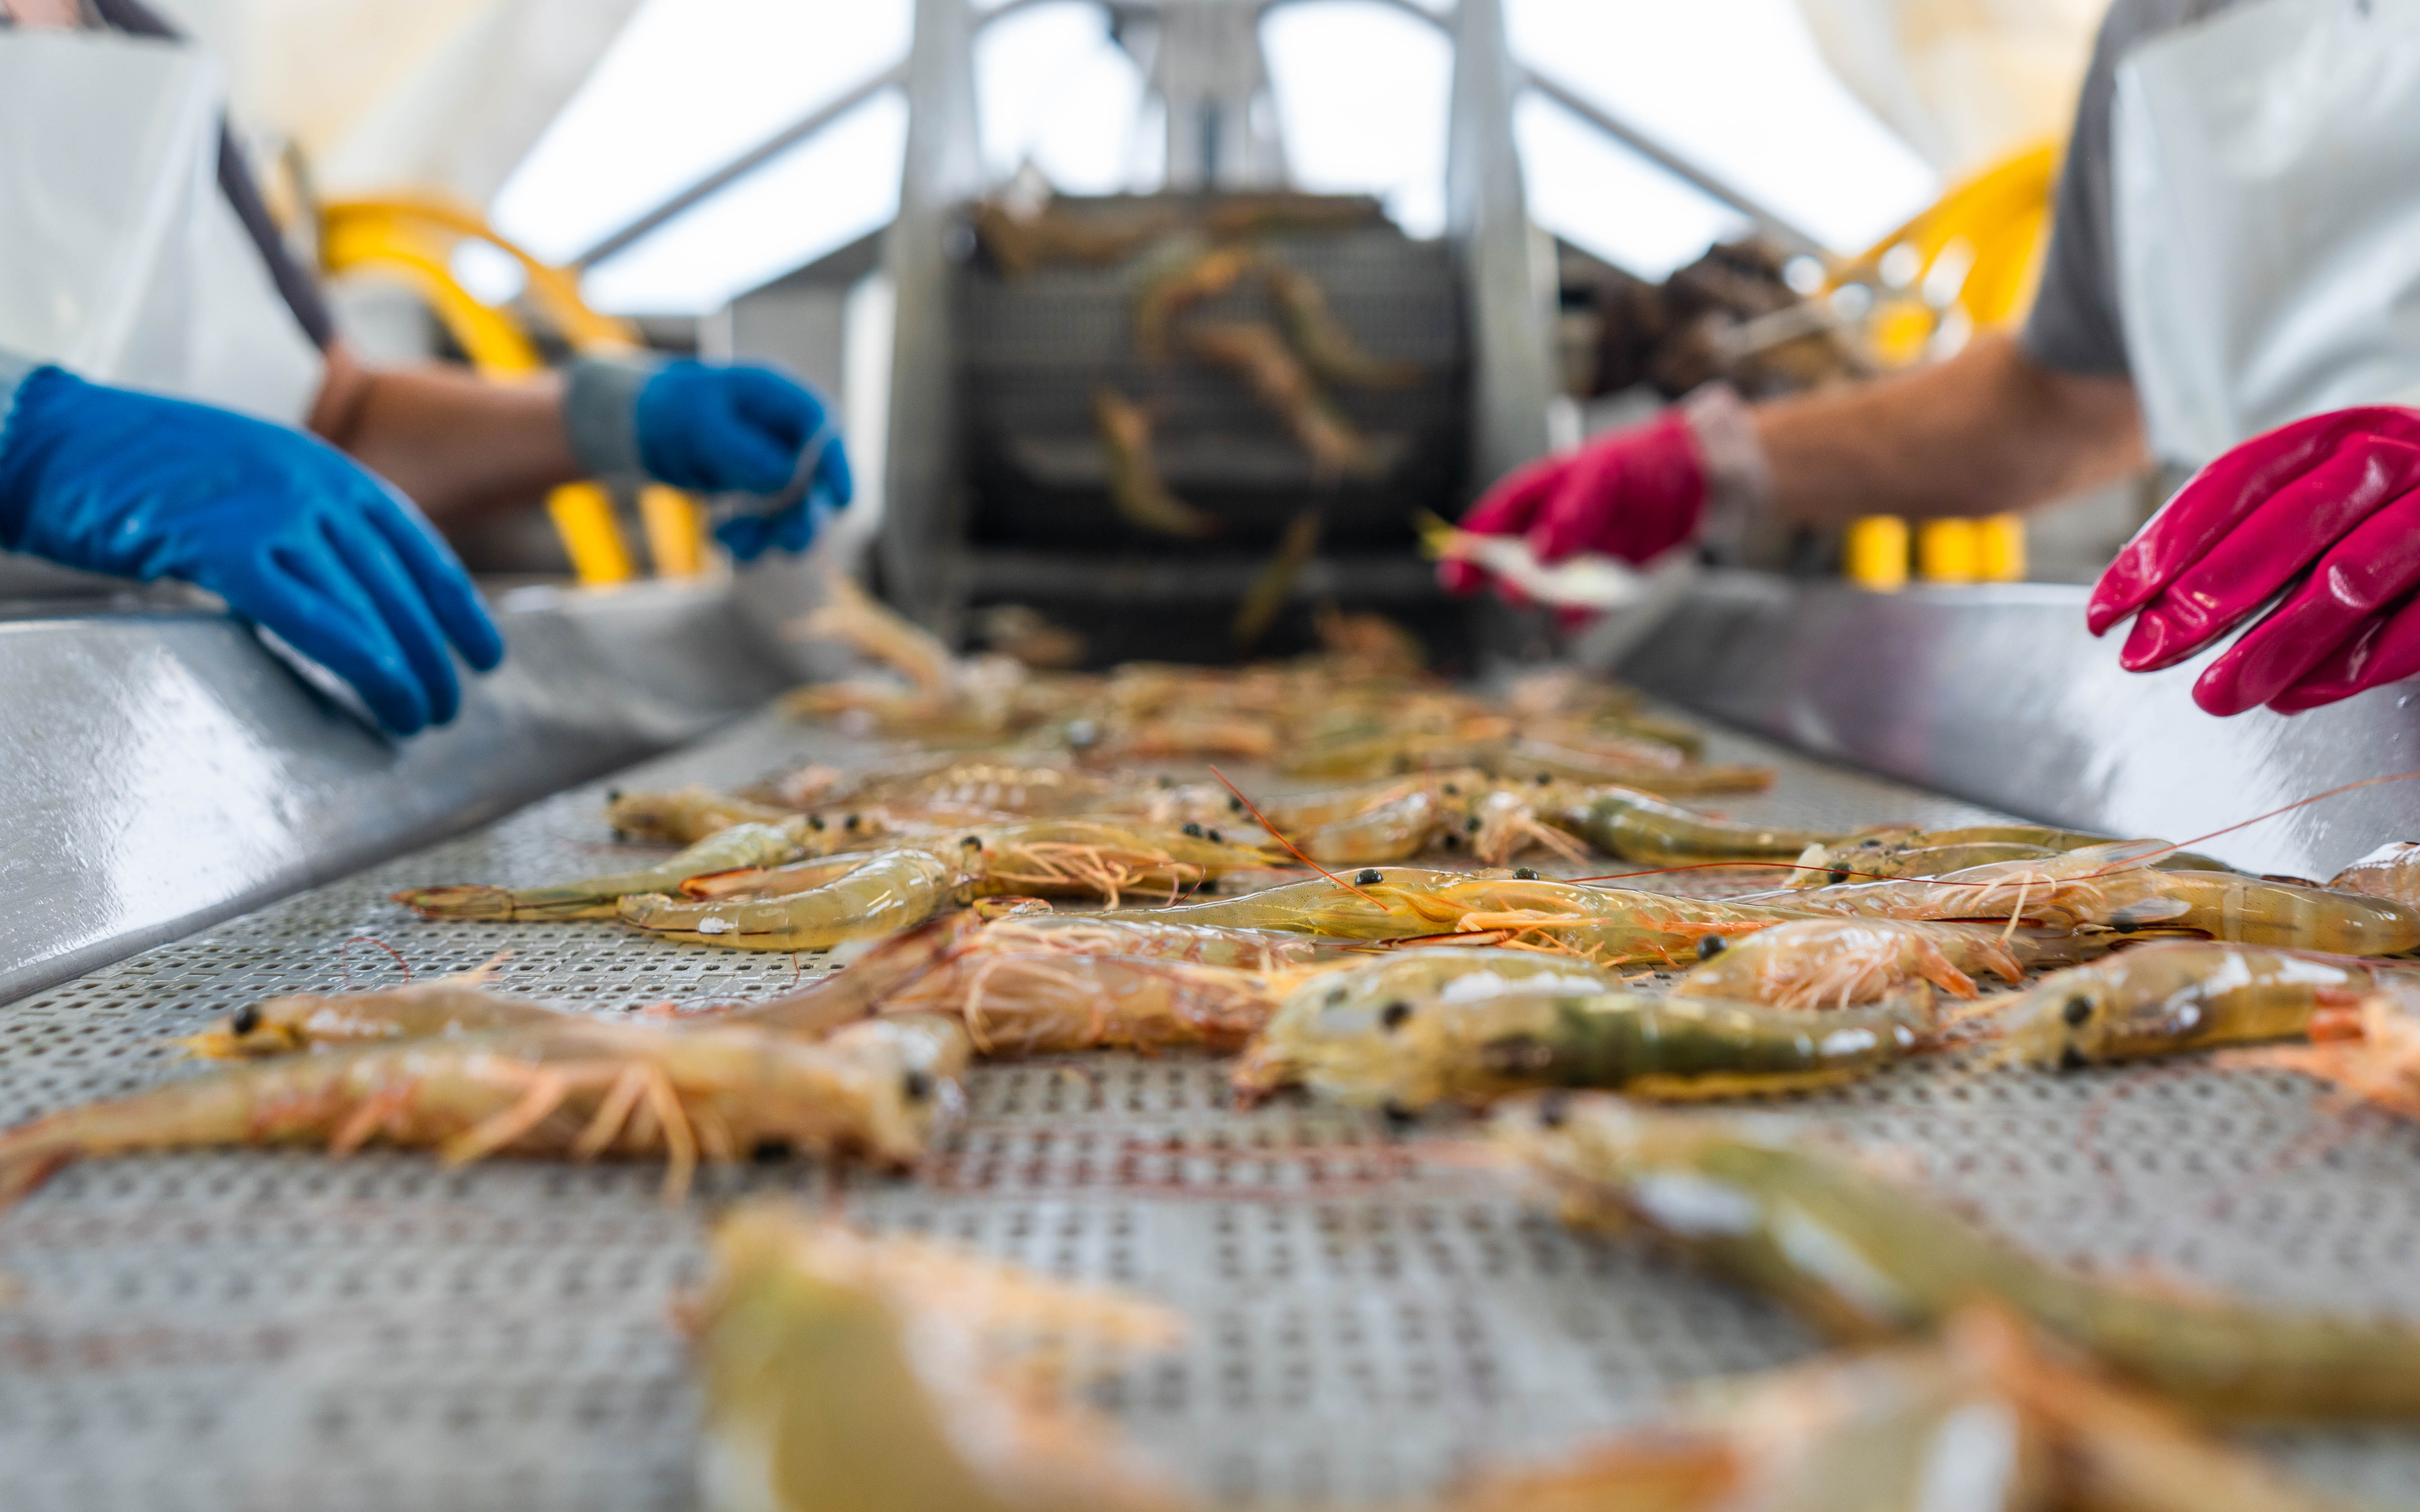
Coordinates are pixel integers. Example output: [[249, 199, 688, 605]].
[[1207, 765, 1385, 906], [2138, 767, 2420, 866], [339, 935, 413, 989]]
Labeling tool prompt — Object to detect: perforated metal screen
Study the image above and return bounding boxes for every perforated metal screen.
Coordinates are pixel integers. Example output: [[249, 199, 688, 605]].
[[4, 708, 2418, 1510]]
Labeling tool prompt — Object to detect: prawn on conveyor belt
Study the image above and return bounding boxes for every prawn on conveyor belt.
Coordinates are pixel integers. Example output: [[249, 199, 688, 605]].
[[1787, 824, 2236, 887], [1669, 917, 2100, 1015], [1546, 786, 1839, 869], [1185, 320, 1381, 480], [620, 848, 972, 953], [393, 822, 813, 922], [2002, 939, 2420, 1069], [1260, 259, 1422, 390], [1494, 1094, 2420, 1420], [179, 972, 570, 1059], [1755, 840, 2420, 952], [1458, 1303, 2368, 1512], [0, 1016, 971, 1206], [1093, 387, 1223, 540], [1231, 947, 1927, 1112]]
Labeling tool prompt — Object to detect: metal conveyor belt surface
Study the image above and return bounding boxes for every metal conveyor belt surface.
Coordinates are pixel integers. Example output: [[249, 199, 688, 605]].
[[4, 706, 2418, 1509]]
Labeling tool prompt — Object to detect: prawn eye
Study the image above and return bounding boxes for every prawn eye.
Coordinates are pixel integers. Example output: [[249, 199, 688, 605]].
[[1228, 795, 1244, 813], [1183, 822, 1205, 838], [1206, 828, 1224, 843], [1513, 867, 1539, 881], [808, 816, 826, 831], [231, 1003, 261, 1036], [606, 789, 624, 803], [902, 1070, 934, 1102], [1534, 773, 1551, 786], [1380, 1001, 1412, 1031], [1696, 935, 1727, 961], [1442, 783, 1460, 796], [1355, 869, 1383, 885], [1827, 869, 1850, 884], [1197, 878, 1219, 895], [1465, 816, 1482, 833], [1326, 987, 1348, 1007], [844, 813, 861, 830], [2061, 995, 2093, 1027], [961, 836, 982, 849], [1380, 1101, 1418, 1129], [1441, 833, 1461, 850]]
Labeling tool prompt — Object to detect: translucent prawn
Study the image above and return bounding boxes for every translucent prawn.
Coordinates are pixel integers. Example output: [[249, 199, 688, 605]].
[[1261, 259, 1421, 389], [1787, 825, 2236, 889], [619, 848, 968, 952], [962, 820, 1276, 905], [393, 822, 808, 922], [1233, 948, 1924, 1112], [606, 786, 799, 846], [2225, 985, 2420, 1122], [881, 951, 1285, 1057], [1670, 919, 2085, 1016], [2005, 940, 2411, 1069], [1461, 1303, 2365, 1512], [0, 1015, 969, 1206], [1494, 1094, 2420, 1419], [2327, 840, 2420, 908], [178, 974, 567, 1059], [1488, 739, 1775, 797], [694, 1204, 1187, 1512], [1548, 786, 1836, 869]]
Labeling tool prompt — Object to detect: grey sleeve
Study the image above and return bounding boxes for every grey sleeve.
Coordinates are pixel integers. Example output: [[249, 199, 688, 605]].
[[2020, 0, 2232, 379], [561, 355, 663, 481]]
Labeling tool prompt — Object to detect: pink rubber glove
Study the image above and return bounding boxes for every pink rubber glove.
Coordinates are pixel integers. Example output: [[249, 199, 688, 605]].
[[2086, 407, 2420, 715], [1439, 408, 1708, 599]]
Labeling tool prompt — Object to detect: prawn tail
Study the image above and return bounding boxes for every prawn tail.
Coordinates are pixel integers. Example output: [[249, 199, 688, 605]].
[[391, 885, 608, 922], [0, 1131, 75, 1209], [1913, 943, 1981, 1000]]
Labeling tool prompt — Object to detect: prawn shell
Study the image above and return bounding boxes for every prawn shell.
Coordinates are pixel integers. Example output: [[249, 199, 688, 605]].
[[618, 849, 963, 952]]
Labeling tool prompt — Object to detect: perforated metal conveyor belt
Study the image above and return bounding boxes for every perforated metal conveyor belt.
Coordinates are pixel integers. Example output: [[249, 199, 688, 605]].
[[5, 708, 2418, 1510]]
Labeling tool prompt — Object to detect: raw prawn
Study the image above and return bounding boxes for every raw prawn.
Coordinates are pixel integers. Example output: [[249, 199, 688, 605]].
[[2327, 840, 2420, 908], [1551, 787, 1836, 868], [1132, 242, 1256, 364], [2225, 986, 2420, 1122], [607, 786, 798, 846], [1233, 948, 1924, 1111], [2004, 940, 2411, 1069], [1488, 739, 1775, 797], [1261, 261, 1421, 389], [694, 1204, 1187, 1512], [1093, 387, 1221, 539], [179, 976, 567, 1059], [1090, 867, 1469, 938], [0, 1016, 969, 1205], [1670, 919, 2085, 1016], [1184, 320, 1380, 479], [881, 951, 1283, 1057], [1494, 1094, 2420, 1419], [619, 848, 967, 952], [394, 822, 808, 922], [963, 820, 1276, 905], [1788, 826, 2234, 888]]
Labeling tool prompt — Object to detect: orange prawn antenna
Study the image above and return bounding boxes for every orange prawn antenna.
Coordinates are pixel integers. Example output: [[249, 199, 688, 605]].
[[339, 935, 413, 988], [1208, 764, 1386, 906]]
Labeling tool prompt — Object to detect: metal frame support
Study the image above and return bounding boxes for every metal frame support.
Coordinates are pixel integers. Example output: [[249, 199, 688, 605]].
[[1445, 0, 1553, 495], [878, 0, 988, 636]]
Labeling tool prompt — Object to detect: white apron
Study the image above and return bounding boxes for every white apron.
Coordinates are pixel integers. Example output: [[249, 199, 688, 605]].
[[0, 29, 321, 424], [2114, 0, 2420, 467]]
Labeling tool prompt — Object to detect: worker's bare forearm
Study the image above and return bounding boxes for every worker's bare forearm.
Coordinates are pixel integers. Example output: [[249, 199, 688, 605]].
[[1754, 330, 2146, 527], [308, 346, 584, 524]]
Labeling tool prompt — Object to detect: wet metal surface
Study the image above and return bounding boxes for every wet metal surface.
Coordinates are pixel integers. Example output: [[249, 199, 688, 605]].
[[1619, 572, 2420, 879], [2, 708, 2418, 1509]]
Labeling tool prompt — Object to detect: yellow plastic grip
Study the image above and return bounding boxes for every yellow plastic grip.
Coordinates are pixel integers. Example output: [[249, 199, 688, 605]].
[[639, 486, 710, 578], [546, 483, 636, 584], [1845, 516, 1910, 592], [1916, 518, 1980, 584], [1978, 514, 2026, 582]]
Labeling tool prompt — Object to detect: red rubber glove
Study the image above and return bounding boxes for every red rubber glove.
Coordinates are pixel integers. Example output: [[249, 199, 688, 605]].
[[2086, 407, 2420, 715], [1439, 408, 1708, 599]]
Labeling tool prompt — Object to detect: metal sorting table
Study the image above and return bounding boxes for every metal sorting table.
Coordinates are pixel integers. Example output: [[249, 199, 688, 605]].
[[5, 705, 2420, 1511]]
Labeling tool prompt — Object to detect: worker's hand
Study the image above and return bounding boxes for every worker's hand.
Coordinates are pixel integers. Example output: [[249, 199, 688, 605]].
[[2087, 406, 2420, 715], [1438, 408, 1707, 599], [0, 367, 503, 735], [633, 361, 853, 561]]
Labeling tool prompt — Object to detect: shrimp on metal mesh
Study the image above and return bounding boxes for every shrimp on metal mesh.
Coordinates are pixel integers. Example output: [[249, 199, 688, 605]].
[[1261, 259, 1422, 390], [1133, 241, 1256, 365], [1748, 841, 2192, 934], [1233, 947, 1925, 1112], [2000, 940, 2411, 1070], [1785, 825, 2237, 890], [963, 820, 1278, 906], [1458, 1302, 2367, 1512], [1393, 876, 1818, 967], [1094, 387, 1222, 539], [1090, 868, 1471, 939], [1493, 1093, 2420, 1420], [880, 950, 1287, 1057], [620, 848, 971, 953], [1486, 739, 1775, 798], [393, 822, 810, 922], [1668, 918, 2089, 1017], [2222, 984, 2420, 1122], [0, 1015, 971, 1207], [178, 971, 568, 1060], [1539, 785, 1836, 869], [693, 1203, 1188, 1512], [1185, 320, 1380, 480], [606, 786, 800, 846]]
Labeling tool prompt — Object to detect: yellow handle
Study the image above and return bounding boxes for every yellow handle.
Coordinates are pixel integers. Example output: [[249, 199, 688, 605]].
[[639, 485, 711, 578], [1845, 517, 1910, 592], [546, 483, 636, 584], [1916, 518, 1979, 584], [1977, 514, 2026, 582]]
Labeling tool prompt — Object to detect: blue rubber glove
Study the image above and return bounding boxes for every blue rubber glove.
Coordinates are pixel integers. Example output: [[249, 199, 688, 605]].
[[565, 357, 853, 562], [0, 366, 504, 735]]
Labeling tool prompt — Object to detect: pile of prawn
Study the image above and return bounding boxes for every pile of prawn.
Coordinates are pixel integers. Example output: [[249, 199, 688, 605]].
[[19, 640, 2420, 1495]]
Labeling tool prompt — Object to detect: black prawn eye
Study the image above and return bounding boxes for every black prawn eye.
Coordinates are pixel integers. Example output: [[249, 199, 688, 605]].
[[606, 789, 623, 803], [808, 815, 826, 831], [902, 1070, 934, 1102], [1183, 822, 1204, 838], [844, 813, 861, 830], [1827, 869, 1850, 884], [1355, 869, 1383, 886], [1229, 795, 1244, 813], [2061, 995, 2093, 1027], [1514, 867, 1539, 881], [1380, 1001, 1412, 1031], [231, 1003, 261, 1035], [1206, 828, 1224, 843], [1696, 935, 1727, 961]]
